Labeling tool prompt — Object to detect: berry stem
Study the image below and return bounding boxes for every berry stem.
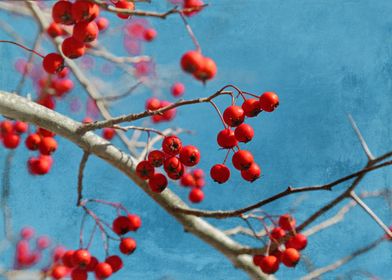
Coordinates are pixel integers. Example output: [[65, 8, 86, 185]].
[[0, 40, 45, 59], [208, 100, 227, 128], [222, 149, 231, 165], [179, 12, 201, 52], [242, 91, 259, 98]]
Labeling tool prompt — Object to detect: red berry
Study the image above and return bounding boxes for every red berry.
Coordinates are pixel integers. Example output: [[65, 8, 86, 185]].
[[95, 17, 109, 31], [192, 168, 204, 179], [171, 82, 185, 97], [145, 97, 161, 111], [37, 127, 56, 137], [223, 106, 245, 127], [94, 262, 113, 279], [27, 155, 52, 175], [163, 157, 182, 173], [285, 233, 308, 251], [189, 188, 204, 203], [51, 265, 69, 279], [183, 0, 204, 16], [52, 246, 67, 262], [162, 136, 182, 155], [270, 227, 286, 241], [62, 37, 86, 59], [37, 95, 56, 110], [127, 214, 142, 231], [3, 133, 20, 149], [62, 250, 75, 268], [242, 98, 261, 117], [37, 236, 51, 249], [217, 128, 238, 149], [143, 28, 157, 41], [115, 0, 135, 19], [102, 127, 116, 140], [0, 120, 13, 134], [210, 164, 230, 183], [160, 100, 176, 121], [47, 22, 64, 38], [193, 57, 217, 81], [194, 178, 205, 188], [73, 21, 99, 43], [112, 216, 131, 235], [180, 173, 196, 187], [57, 67, 69, 78], [147, 150, 165, 167], [52, 1, 74, 25], [85, 256, 98, 271], [253, 255, 264, 266], [136, 160, 155, 179], [12, 121, 27, 135], [39, 137, 58, 155], [278, 214, 296, 231], [232, 150, 254, 170], [71, 268, 87, 280], [240, 162, 261, 182], [281, 248, 300, 267], [72, 0, 99, 23], [180, 50, 204, 74], [259, 92, 279, 112], [166, 161, 184, 180], [234, 123, 254, 143], [148, 173, 168, 193], [72, 249, 91, 267], [42, 53, 64, 74], [259, 255, 280, 274], [20, 227, 35, 240], [179, 145, 200, 166], [52, 79, 74, 97], [119, 237, 136, 255], [105, 255, 123, 273]]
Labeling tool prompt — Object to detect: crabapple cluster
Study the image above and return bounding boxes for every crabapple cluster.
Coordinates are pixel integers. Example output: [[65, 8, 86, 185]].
[[252, 214, 308, 275], [180, 50, 217, 82], [180, 169, 206, 203], [0, 119, 58, 175], [210, 91, 279, 184], [145, 98, 176, 123], [136, 135, 204, 203]]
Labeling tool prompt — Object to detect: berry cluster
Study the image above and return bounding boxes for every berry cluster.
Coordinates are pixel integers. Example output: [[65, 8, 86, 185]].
[[145, 98, 176, 123], [0, 119, 57, 175], [136, 135, 203, 202], [180, 169, 205, 203], [252, 214, 308, 275], [180, 50, 217, 82], [210, 91, 279, 184]]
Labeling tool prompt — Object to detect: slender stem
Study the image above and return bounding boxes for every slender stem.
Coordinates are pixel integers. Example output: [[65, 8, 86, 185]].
[[209, 100, 227, 128], [0, 40, 44, 58], [77, 152, 90, 206], [179, 12, 201, 52]]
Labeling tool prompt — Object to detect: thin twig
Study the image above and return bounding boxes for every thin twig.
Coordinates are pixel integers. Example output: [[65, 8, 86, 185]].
[[77, 152, 90, 206], [1, 151, 14, 240], [348, 114, 375, 161]]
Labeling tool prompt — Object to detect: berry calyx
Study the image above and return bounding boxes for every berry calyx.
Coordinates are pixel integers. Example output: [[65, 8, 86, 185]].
[[148, 150, 166, 167]]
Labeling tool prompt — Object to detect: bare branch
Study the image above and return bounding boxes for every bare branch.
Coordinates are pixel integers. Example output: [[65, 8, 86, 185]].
[[77, 152, 90, 206], [348, 114, 375, 161], [1, 151, 14, 240]]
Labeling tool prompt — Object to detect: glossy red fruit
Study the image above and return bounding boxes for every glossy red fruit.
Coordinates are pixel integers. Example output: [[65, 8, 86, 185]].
[[119, 237, 136, 255], [39, 137, 57, 155], [192, 168, 204, 179], [160, 100, 176, 121], [278, 214, 296, 231], [27, 156, 52, 175], [148, 173, 168, 193], [253, 255, 264, 266], [37, 95, 56, 110], [73, 21, 99, 43], [94, 262, 113, 279], [171, 82, 185, 97], [166, 162, 184, 180], [163, 157, 182, 173], [112, 216, 131, 235], [136, 160, 155, 180], [180, 50, 204, 74], [57, 67, 69, 78], [242, 98, 261, 117], [145, 97, 161, 111], [232, 150, 254, 170], [102, 127, 115, 140], [285, 233, 308, 251], [210, 164, 230, 183], [95, 17, 109, 31], [51, 265, 69, 279], [71, 268, 87, 280], [72, 249, 91, 267], [281, 248, 300, 267], [179, 145, 200, 166], [13, 121, 27, 134], [85, 256, 98, 272], [62, 37, 86, 59], [234, 123, 254, 143], [127, 214, 141, 231], [194, 178, 205, 188], [105, 255, 123, 273], [240, 162, 261, 182], [270, 249, 283, 262], [0, 120, 13, 134], [193, 57, 217, 81], [37, 127, 56, 137], [183, 0, 204, 16], [144, 28, 157, 41], [42, 53, 64, 74], [180, 173, 196, 187], [47, 22, 64, 38], [52, 246, 67, 262], [189, 188, 204, 203], [162, 136, 182, 155], [259, 92, 279, 112], [270, 227, 286, 241], [217, 128, 238, 149], [259, 255, 280, 274], [115, 0, 135, 19], [223, 106, 245, 127], [147, 150, 165, 167], [72, 0, 99, 23], [3, 133, 20, 149], [62, 250, 75, 268], [52, 1, 74, 25], [52, 79, 74, 97]]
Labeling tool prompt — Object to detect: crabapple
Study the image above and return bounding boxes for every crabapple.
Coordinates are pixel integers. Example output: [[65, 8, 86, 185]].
[[189, 188, 204, 203], [119, 237, 137, 255], [281, 248, 300, 267], [259, 91, 279, 112], [179, 145, 200, 166], [210, 164, 230, 183], [136, 160, 155, 180], [232, 150, 254, 170], [148, 173, 168, 193], [234, 123, 254, 143]]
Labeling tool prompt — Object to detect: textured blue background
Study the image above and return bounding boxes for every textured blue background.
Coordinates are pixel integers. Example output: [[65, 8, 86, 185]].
[[0, 0, 391, 279]]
